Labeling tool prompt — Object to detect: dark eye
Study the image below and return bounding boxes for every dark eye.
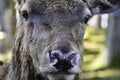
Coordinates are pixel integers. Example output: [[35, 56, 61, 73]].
[[22, 11, 29, 20], [84, 15, 91, 24]]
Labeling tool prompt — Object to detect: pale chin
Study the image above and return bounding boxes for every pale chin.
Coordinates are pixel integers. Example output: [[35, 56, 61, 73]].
[[47, 74, 75, 80]]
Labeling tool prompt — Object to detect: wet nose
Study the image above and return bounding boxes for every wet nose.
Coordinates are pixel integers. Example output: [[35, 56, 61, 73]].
[[49, 50, 79, 72]]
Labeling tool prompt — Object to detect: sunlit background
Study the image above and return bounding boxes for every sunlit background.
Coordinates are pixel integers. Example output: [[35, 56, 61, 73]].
[[0, 0, 120, 80]]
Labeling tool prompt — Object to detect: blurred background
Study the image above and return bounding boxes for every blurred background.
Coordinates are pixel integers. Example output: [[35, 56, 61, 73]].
[[0, 0, 120, 80]]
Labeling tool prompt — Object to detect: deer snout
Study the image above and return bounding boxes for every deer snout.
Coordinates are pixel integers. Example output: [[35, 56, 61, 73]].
[[48, 50, 79, 72]]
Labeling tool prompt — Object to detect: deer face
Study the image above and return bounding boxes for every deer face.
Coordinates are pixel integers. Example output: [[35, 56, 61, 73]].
[[14, 0, 119, 80]]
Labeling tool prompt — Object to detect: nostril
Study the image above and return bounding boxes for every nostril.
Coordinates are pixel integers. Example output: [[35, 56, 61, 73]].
[[68, 53, 76, 60], [49, 50, 61, 65], [49, 50, 61, 60], [51, 51, 61, 60], [71, 54, 80, 66]]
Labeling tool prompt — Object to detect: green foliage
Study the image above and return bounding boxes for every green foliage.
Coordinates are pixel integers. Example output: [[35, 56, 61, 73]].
[[83, 27, 120, 80]]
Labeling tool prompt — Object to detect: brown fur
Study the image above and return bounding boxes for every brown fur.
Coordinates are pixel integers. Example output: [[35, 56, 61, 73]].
[[0, 62, 9, 80]]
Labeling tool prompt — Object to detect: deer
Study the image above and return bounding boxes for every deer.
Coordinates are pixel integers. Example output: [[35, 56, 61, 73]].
[[0, 0, 119, 80]]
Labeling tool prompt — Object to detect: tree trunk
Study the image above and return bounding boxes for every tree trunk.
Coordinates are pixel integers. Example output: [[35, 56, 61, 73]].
[[105, 9, 120, 67]]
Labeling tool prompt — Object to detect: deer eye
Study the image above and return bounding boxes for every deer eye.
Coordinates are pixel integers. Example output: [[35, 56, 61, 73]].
[[22, 11, 29, 20], [84, 15, 91, 24]]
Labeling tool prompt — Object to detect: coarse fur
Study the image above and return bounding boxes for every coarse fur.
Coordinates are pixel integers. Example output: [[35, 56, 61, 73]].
[[6, 0, 87, 80], [1, 0, 119, 80]]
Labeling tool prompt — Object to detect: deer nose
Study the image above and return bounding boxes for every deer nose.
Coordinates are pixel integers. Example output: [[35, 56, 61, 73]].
[[49, 50, 79, 72]]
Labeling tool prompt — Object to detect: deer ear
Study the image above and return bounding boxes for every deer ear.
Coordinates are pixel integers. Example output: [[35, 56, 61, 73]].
[[84, 0, 120, 14]]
